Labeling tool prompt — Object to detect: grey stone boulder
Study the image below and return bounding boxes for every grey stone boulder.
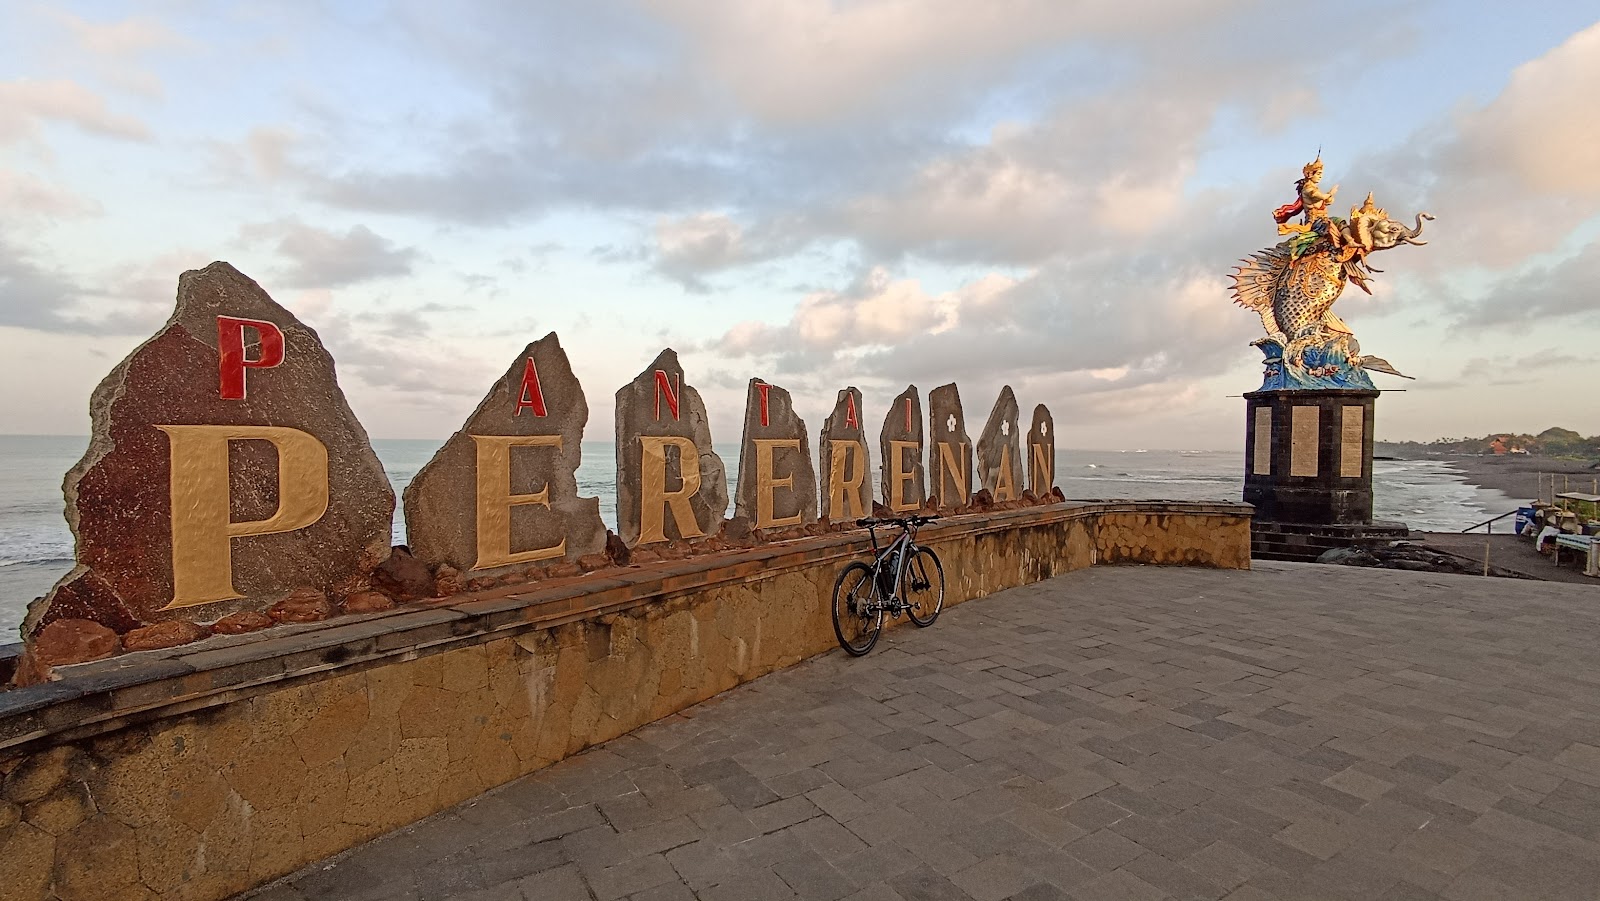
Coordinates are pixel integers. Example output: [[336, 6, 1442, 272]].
[[615, 349, 728, 547], [928, 383, 973, 510], [818, 387, 872, 522], [734, 379, 818, 529], [977, 386, 1024, 502], [878, 385, 926, 513], [404, 332, 605, 581]]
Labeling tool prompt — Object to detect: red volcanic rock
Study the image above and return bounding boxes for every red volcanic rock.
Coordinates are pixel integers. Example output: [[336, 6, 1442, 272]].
[[123, 620, 209, 652], [25, 262, 394, 637], [1049, 486, 1066, 503], [631, 548, 662, 565], [971, 489, 995, 509], [371, 547, 435, 601], [541, 562, 584, 579], [871, 501, 892, 518], [465, 577, 497, 593], [267, 589, 332, 624], [340, 590, 394, 614], [31, 619, 121, 666], [211, 611, 273, 634], [11, 649, 53, 688], [433, 565, 463, 597], [604, 531, 631, 566], [723, 516, 754, 541], [576, 553, 610, 572]]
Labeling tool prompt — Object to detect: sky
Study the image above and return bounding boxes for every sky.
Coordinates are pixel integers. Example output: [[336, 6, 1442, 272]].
[[2, 1, 1598, 451]]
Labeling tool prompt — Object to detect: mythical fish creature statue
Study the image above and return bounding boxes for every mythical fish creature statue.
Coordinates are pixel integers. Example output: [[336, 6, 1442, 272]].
[[1232, 154, 1432, 391]]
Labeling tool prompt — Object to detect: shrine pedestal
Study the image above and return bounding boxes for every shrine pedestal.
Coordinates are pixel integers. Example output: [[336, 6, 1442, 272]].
[[1243, 388, 1406, 560]]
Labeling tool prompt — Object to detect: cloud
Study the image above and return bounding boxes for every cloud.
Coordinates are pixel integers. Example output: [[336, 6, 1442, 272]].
[[651, 213, 748, 291], [648, 0, 1255, 124], [0, 170, 102, 217], [45, 10, 192, 98], [0, 79, 150, 145], [0, 239, 87, 332], [1390, 21, 1600, 270], [238, 220, 420, 289], [205, 0, 1292, 239], [1455, 237, 1600, 329], [50, 11, 188, 57], [0, 238, 177, 336]]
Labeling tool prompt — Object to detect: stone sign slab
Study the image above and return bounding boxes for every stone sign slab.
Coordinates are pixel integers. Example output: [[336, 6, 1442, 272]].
[[878, 385, 926, 513], [24, 262, 395, 639], [977, 386, 1024, 502], [818, 387, 872, 522], [734, 379, 818, 530], [928, 383, 973, 510], [615, 349, 728, 547], [404, 332, 605, 580], [1027, 403, 1056, 497]]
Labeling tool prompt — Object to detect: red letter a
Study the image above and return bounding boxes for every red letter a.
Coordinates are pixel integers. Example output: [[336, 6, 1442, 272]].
[[515, 358, 548, 417]]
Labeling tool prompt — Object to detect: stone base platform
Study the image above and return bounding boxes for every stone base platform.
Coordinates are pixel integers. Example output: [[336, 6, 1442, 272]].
[[1252, 519, 1409, 562], [255, 561, 1600, 901], [0, 500, 1249, 901]]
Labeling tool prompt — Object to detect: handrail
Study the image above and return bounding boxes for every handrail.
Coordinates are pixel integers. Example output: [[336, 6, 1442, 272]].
[[1461, 508, 1519, 533]]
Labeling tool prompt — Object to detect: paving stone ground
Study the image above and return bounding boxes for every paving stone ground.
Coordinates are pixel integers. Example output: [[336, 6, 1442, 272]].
[[247, 562, 1600, 901]]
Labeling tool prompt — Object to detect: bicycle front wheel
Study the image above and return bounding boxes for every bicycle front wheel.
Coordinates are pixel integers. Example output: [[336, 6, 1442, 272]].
[[903, 548, 945, 627], [832, 562, 884, 656]]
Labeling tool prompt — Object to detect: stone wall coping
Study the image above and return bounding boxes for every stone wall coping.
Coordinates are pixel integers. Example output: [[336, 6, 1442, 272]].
[[0, 500, 1250, 752]]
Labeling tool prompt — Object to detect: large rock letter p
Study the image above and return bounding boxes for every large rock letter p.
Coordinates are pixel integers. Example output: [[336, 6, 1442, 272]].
[[157, 425, 330, 609]]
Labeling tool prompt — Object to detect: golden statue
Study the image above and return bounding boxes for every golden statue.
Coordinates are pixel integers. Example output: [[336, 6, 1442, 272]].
[[1232, 154, 1432, 390], [1273, 155, 1339, 236]]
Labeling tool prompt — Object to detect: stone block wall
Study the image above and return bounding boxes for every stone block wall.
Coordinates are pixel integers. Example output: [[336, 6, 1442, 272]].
[[0, 502, 1248, 901]]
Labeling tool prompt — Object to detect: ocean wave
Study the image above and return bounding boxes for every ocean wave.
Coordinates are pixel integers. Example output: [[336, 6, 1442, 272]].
[[0, 557, 72, 568]]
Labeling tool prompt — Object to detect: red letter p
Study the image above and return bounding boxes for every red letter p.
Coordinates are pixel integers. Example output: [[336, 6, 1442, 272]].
[[217, 316, 285, 400]]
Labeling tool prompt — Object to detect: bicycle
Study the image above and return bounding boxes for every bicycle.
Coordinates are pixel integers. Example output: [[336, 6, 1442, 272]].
[[831, 515, 946, 656]]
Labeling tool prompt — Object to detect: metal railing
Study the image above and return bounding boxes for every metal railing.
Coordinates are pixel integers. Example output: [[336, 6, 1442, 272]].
[[1461, 508, 1522, 576], [1461, 509, 1519, 534]]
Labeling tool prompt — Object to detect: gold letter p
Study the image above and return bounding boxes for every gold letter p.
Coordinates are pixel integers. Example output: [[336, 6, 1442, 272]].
[[157, 425, 330, 609]]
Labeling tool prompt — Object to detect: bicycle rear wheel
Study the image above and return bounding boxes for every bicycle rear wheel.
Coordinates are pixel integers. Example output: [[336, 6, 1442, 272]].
[[903, 547, 945, 627], [832, 562, 884, 655]]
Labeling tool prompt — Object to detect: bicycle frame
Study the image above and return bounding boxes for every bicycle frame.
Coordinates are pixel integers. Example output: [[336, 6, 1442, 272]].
[[862, 521, 918, 609]]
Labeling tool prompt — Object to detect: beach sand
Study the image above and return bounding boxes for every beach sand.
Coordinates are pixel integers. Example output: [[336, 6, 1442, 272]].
[[1438, 455, 1600, 504]]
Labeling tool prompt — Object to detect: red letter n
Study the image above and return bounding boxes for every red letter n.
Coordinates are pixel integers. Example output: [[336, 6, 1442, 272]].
[[217, 316, 285, 400], [654, 370, 681, 421]]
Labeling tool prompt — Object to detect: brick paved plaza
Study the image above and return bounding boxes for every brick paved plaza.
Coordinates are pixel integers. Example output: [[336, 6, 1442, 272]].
[[252, 562, 1600, 901]]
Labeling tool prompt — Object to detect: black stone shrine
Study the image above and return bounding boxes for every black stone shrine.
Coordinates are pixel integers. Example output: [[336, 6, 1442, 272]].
[[1243, 388, 1407, 560]]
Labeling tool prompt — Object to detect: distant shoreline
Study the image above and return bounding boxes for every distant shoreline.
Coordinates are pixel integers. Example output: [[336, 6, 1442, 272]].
[[1431, 455, 1598, 503]]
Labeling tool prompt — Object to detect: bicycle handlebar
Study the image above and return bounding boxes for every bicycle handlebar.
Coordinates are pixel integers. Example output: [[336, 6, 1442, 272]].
[[855, 515, 938, 528]]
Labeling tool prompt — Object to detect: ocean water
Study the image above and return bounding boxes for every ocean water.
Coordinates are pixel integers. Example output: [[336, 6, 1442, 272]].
[[0, 437, 1518, 640]]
